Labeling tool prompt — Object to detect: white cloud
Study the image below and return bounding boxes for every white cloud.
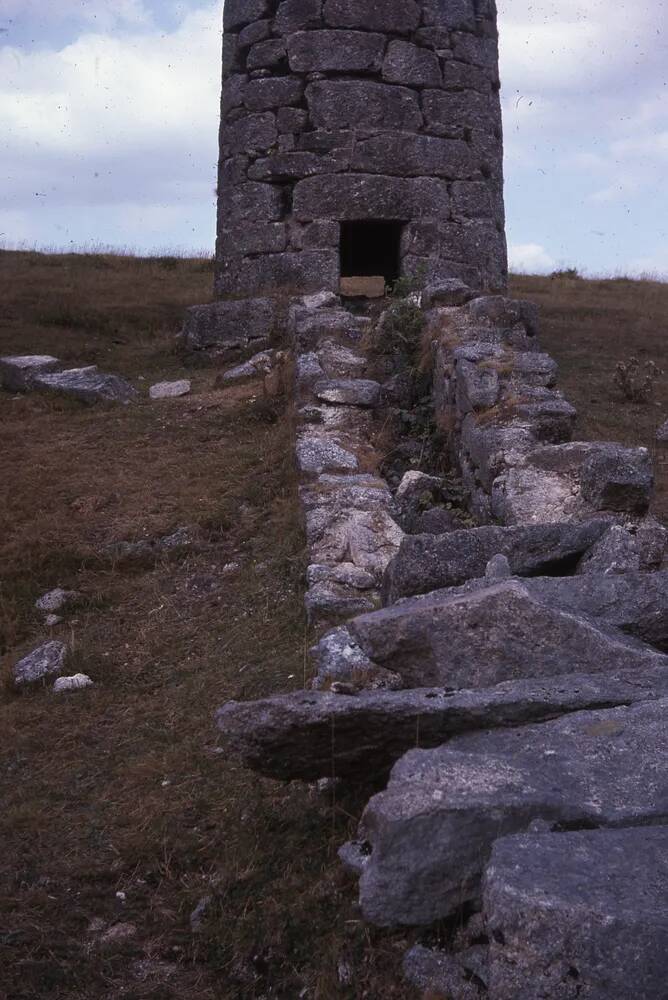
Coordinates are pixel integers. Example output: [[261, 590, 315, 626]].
[[508, 243, 556, 273], [1, 0, 153, 28]]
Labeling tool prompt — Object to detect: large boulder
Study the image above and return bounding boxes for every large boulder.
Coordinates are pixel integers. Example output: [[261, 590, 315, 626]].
[[215, 665, 668, 781], [382, 520, 609, 602], [343, 580, 665, 690], [482, 827, 668, 1000], [347, 699, 668, 926]]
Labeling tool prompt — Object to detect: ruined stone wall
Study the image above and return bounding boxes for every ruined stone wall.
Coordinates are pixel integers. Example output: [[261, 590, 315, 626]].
[[424, 285, 654, 527], [216, 0, 507, 303]]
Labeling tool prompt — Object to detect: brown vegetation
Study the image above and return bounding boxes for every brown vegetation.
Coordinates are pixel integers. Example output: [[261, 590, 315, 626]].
[[0, 250, 666, 999]]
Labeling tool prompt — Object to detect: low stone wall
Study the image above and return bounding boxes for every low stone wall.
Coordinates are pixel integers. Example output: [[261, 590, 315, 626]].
[[425, 284, 653, 525], [215, 281, 668, 999]]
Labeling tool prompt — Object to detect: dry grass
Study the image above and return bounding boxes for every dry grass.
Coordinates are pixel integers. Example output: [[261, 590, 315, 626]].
[[0, 250, 412, 1000], [2, 251, 666, 1000]]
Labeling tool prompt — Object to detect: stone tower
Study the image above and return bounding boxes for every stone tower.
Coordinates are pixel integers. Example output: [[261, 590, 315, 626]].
[[216, 0, 506, 315]]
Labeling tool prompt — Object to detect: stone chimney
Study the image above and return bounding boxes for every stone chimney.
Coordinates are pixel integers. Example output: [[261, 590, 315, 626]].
[[217, 0, 506, 316]]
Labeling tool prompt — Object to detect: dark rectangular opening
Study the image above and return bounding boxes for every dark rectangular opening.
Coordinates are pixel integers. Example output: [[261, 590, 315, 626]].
[[340, 220, 403, 286]]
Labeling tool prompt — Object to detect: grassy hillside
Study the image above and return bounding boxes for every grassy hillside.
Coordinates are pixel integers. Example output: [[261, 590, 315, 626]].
[[1, 250, 667, 999]]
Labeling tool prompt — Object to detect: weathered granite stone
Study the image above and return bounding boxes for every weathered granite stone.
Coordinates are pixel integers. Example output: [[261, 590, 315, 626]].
[[351, 699, 668, 925], [483, 828, 668, 999], [580, 443, 653, 514], [403, 944, 485, 1000], [237, 19, 271, 49], [422, 280, 476, 309], [306, 80, 423, 130], [382, 40, 442, 87], [277, 106, 309, 133], [305, 580, 376, 625], [274, 0, 322, 34], [182, 298, 280, 350], [53, 673, 94, 693], [323, 0, 421, 34], [220, 251, 339, 297], [243, 77, 303, 110], [247, 151, 348, 182], [220, 351, 277, 384], [313, 379, 381, 407], [0, 355, 60, 391], [215, 666, 668, 781], [456, 359, 500, 412], [517, 571, 668, 653], [492, 441, 654, 525], [223, 0, 270, 31], [348, 579, 665, 691], [13, 641, 68, 687], [35, 588, 80, 614], [294, 175, 450, 222], [423, 89, 498, 139], [247, 38, 287, 71], [224, 181, 283, 224], [302, 290, 340, 311], [577, 521, 668, 575], [34, 368, 138, 405], [287, 30, 385, 73], [351, 133, 475, 179], [221, 112, 278, 156], [410, 507, 461, 535], [421, 0, 478, 31], [218, 222, 288, 256], [383, 520, 609, 602], [296, 431, 359, 474], [149, 380, 191, 400]]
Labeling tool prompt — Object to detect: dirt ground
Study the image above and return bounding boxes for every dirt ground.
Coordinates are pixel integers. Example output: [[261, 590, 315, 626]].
[[1, 250, 667, 1000]]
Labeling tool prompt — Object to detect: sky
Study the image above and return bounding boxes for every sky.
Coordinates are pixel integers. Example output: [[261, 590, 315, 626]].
[[1, 0, 666, 276]]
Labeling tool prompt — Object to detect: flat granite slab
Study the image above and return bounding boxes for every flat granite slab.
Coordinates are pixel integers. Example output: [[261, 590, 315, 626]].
[[346, 698, 668, 927]]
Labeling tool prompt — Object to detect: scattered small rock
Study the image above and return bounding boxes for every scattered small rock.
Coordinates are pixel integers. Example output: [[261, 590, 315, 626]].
[[219, 351, 276, 385], [35, 588, 80, 614], [53, 674, 94, 693], [13, 641, 67, 688], [190, 895, 213, 932], [656, 419, 668, 443], [149, 379, 191, 400], [45, 615, 63, 627], [99, 922, 137, 948]]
